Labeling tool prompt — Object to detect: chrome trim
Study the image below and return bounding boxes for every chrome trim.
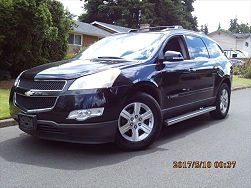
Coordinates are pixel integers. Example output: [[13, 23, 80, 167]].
[[165, 106, 216, 126], [14, 71, 25, 87], [16, 92, 57, 98], [17, 79, 67, 91], [162, 97, 215, 112], [13, 93, 26, 114], [14, 93, 59, 113], [168, 87, 214, 99]]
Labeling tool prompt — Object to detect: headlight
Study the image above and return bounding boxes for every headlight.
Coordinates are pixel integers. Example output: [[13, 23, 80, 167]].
[[68, 68, 121, 90], [14, 71, 24, 87]]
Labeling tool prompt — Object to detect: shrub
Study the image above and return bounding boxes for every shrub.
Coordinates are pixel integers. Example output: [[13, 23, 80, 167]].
[[64, 47, 87, 60], [0, 0, 74, 77], [232, 59, 251, 79], [233, 66, 240, 75], [243, 64, 251, 79], [0, 70, 11, 80], [239, 59, 251, 78]]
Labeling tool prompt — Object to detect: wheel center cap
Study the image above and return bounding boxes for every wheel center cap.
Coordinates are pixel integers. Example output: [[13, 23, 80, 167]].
[[133, 119, 138, 124]]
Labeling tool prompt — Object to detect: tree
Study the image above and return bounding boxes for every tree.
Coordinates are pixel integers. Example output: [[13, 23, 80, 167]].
[[0, 0, 74, 77], [182, 0, 198, 30], [200, 25, 204, 32], [218, 22, 221, 30], [228, 17, 251, 33], [79, 0, 198, 30], [238, 23, 250, 33], [229, 17, 239, 33], [79, 0, 142, 28], [200, 24, 208, 35], [204, 24, 208, 35]]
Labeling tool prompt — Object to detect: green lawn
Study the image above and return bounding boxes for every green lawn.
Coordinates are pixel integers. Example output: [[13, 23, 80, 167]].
[[0, 89, 10, 120], [233, 76, 251, 89]]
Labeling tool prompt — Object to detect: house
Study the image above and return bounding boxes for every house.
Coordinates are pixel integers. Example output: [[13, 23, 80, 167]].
[[68, 21, 111, 53], [208, 30, 251, 57], [68, 21, 131, 53], [91, 21, 132, 33]]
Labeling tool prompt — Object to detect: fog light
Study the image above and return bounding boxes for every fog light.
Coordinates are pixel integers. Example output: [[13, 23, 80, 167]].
[[67, 108, 104, 121]]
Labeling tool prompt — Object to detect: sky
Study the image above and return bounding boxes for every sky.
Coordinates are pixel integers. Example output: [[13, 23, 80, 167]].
[[58, 0, 251, 32], [193, 0, 251, 32], [58, 0, 83, 17]]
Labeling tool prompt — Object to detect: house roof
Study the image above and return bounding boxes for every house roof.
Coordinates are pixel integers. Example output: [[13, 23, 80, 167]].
[[209, 30, 251, 39], [72, 21, 111, 37], [233, 33, 251, 39], [91, 21, 132, 33]]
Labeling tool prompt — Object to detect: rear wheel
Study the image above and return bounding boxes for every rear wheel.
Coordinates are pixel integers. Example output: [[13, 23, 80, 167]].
[[115, 93, 162, 150], [210, 83, 230, 119]]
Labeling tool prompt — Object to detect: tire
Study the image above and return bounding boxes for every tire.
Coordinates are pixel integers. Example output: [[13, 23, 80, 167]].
[[115, 93, 162, 150], [210, 83, 231, 119]]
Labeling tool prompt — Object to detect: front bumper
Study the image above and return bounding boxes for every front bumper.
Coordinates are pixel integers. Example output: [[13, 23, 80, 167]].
[[10, 85, 130, 144], [18, 119, 118, 144]]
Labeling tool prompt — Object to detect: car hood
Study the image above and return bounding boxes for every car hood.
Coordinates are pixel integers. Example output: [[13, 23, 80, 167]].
[[21, 58, 138, 80]]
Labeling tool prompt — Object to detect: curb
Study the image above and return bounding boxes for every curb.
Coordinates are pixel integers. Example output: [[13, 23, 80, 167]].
[[0, 87, 250, 128], [0, 118, 17, 128], [232, 86, 251, 91]]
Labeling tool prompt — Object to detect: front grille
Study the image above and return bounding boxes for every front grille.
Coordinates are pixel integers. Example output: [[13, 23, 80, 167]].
[[15, 93, 57, 111], [18, 79, 66, 91]]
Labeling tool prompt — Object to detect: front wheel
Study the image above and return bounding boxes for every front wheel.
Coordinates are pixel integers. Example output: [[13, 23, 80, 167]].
[[115, 93, 162, 150], [210, 83, 231, 119]]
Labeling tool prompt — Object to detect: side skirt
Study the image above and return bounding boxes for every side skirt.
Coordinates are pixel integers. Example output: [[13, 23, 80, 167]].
[[164, 106, 216, 126]]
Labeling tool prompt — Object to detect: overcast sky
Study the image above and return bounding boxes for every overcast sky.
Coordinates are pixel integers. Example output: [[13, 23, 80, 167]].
[[193, 0, 251, 32], [58, 0, 251, 32]]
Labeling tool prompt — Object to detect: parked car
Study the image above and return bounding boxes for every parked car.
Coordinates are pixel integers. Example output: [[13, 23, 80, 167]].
[[10, 26, 233, 150], [224, 49, 246, 66]]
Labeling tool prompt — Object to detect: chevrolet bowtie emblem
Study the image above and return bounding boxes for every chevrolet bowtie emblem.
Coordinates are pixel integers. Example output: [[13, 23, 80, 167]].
[[24, 90, 35, 96]]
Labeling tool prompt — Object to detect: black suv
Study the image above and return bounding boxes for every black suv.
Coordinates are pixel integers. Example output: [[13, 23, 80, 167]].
[[10, 26, 232, 150]]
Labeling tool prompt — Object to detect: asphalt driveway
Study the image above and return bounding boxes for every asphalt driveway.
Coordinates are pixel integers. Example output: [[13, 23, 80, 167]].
[[0, 88, 250, 188]]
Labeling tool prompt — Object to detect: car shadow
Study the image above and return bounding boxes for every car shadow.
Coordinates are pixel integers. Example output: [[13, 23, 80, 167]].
[[0, 114, 227, 170]]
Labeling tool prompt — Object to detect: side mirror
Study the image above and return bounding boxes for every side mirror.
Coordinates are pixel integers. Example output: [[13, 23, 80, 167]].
[[164, 51, 184, 61]]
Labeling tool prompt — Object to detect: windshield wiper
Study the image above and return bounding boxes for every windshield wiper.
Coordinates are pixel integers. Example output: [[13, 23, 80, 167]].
[[97, 56, 125, 60]]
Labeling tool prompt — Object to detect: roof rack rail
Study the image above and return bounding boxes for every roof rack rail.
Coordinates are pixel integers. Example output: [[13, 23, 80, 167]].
[[128, 25, 183, 32]]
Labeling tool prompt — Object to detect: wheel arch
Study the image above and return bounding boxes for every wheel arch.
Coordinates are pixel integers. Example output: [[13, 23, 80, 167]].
[[220, 76, 231, 91], [125, 81, 163, 108], [214, 75, 231, 99]]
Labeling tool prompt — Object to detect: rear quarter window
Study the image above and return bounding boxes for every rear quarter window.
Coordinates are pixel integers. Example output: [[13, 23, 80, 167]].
[[202, 37, 223, 58]]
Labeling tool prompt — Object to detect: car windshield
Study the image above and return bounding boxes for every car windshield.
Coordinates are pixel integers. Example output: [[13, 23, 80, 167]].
[[78, 33, 165, 61]]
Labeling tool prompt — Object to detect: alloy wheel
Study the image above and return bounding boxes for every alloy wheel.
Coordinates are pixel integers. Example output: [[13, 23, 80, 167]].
[[220, 88, 229, 114], [118, 102, 154, 142]]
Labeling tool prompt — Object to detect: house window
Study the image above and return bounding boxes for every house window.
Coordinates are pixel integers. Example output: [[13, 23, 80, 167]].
[[75, 35, 82, 45], [68, 34, 74, 44], [68, 34, 82, 46], [245, 42, 249, 47]]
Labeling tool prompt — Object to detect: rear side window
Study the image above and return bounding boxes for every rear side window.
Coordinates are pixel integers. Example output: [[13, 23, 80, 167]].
[[186, 36, 209, 59], [202, 37, 222, 58]]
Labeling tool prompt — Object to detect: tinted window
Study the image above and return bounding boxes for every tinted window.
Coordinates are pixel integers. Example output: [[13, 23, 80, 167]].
[[79, 33, 165, 61], [186, 36, 209, 59], [163, 36, 189, 59], [202, 37, 222, 58]]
